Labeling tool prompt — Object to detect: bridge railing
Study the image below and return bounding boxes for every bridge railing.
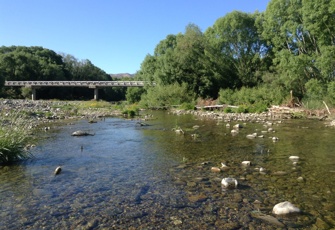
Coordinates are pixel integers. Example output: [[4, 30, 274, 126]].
[[4, 80, 155, 100], [4, 81, 155, 87]]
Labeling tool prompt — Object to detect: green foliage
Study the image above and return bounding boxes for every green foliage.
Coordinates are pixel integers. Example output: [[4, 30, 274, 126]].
[[0, 112, 34, 164], [122, 104, 140, 118], [302, 99, 325, 110], [218, 86, 285, 113], [326, 81, 335, 105], [260, 0, 335, 99], [305, 79, 326, 101], [206, 11, 267, 87], [219, 86, 285, 106], [0, 46, 116, 100], [126, 87, 146, 104], [122, 109, 137, 118], [223, 107, 233, 113], [291, 112, 306, 119], [77, 100, 112, 109], [179, 102, 196, 110], [21, 87, 32, 99], [139, 83, 194, 108]]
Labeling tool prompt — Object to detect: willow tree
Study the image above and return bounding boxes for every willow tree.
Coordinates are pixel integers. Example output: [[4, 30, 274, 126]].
[[205, 11, 268, 88], [137, 24, 227, 101], [260, 0, 335, 98]]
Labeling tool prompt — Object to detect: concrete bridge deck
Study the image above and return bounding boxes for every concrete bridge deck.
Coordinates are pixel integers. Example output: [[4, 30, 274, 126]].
[[5, 81, 151, 87], [5, 81, 153, 100]]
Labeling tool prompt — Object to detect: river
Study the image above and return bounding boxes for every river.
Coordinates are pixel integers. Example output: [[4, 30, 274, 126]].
[[0, 110, 334, 229]]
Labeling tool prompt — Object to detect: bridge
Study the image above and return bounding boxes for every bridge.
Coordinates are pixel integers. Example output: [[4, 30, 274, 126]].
[[5, 81, 154, 100]]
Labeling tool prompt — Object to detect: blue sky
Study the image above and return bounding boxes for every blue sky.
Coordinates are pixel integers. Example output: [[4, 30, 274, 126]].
[[0, 0, 270, 74]]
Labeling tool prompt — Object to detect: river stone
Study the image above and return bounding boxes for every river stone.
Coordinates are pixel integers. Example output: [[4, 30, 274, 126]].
[[272, 136, 279, 142], [314, 217, 330, 229], [251, 211, 285, 227], [54, 166, 62, 175], [222, 222, 241, 229], [241, 161, 251, 166], [273, 201, 300, 215], [272, 171, 287, 176], [188, 194, 207, 203], [289, 156, 300, 161], [187, 182, 197, 187], [221, 178, 238, 189], [71, 130, 94, 136], [211, 167, 221, 172], [170, 216, 183, 225], [233, 193, 242, 202], [297, 176, 304, 182], [233, 124, 243, 129]]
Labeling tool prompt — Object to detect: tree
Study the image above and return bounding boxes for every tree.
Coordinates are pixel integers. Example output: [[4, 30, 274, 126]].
[[261, 0, 335, 98], [206, 11, 267, 87]]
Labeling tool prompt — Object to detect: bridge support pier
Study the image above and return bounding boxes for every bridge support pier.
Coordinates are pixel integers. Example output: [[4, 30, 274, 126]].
[[94, 88, 99, 100], [30, 87, 37, 101]]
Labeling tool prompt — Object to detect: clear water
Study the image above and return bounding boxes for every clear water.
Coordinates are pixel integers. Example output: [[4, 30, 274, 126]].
[[0, 111, 334, 229]]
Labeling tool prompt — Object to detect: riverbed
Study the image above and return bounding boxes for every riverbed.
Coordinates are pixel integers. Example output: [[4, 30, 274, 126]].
[[0, 110, 334, 229]]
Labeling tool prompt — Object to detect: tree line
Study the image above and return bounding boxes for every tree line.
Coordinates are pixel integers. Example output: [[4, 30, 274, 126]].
[[1, 0, 335, 110], [0, 46, 127, 100], [128, 0, 335, 111]]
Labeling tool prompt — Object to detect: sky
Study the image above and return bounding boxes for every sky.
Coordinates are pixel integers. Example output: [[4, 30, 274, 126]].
[[0, 0, 270, 74]]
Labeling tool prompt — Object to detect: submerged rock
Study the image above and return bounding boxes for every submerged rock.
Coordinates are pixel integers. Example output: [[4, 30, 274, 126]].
[[241, 161, 251, 166], [221, 177, 238, 189], [273, 201, 300, 215], [211, 167, 221, 172], [71, 130, 95, 136], [251, 211, 285, 227], [289, 156, 300, 161], [272, 137, 279, 142], [54, 166, 62, 175], [246, 133, 257, 139]]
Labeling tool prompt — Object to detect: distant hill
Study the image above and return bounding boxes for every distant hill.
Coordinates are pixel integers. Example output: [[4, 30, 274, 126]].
[[109, 73, 135, 79]]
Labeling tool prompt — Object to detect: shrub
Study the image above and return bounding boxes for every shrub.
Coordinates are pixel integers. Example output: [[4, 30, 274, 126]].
[[180, 102, 196, 110], [218, 86, 285, 113], [0, 112, 34, 164], [224, 107, 233, 113], [326, 81, 335, 106], [305, 79, 326, 101], [139, 83, 195, 108]]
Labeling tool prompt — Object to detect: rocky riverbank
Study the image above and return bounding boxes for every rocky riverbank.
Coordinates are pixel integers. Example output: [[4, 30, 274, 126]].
[[1, 99, 334, 128], [0, 99, 123, 128], [171, 105, 335, 127]]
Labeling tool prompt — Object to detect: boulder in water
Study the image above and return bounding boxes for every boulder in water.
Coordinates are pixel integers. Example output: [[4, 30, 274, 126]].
[[71, 130, 95, 136], [273, 201, 300, 215], [221, 177, 238, 189], [54, 166, 62, 175]]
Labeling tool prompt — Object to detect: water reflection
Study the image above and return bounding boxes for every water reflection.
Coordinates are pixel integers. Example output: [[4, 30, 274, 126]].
[[0, 112, 334, 229]]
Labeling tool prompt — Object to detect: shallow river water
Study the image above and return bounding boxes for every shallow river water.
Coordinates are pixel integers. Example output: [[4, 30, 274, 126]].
[[1, 111, 335, 229]]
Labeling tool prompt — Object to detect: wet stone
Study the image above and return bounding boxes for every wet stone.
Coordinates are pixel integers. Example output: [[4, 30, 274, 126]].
[[233, 193, 243, 202], [314, 217, 331, 229], [222, 222, 241, 229], [188, 194, 208, 203], [187, 182, 197, 187]]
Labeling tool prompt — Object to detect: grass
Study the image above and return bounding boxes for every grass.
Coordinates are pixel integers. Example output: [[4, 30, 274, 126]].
[[77, 100, 113, 109], [0, 112, 34, 164]]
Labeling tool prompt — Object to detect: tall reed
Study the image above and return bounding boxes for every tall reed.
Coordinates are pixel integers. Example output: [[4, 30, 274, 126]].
[[0, 111, 34, 164]]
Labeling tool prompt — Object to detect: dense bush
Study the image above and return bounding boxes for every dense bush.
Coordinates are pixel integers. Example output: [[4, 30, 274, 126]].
[[139, 83, 195, 108], [0, 112, 34, 164], [218, 86, 286, 112]]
